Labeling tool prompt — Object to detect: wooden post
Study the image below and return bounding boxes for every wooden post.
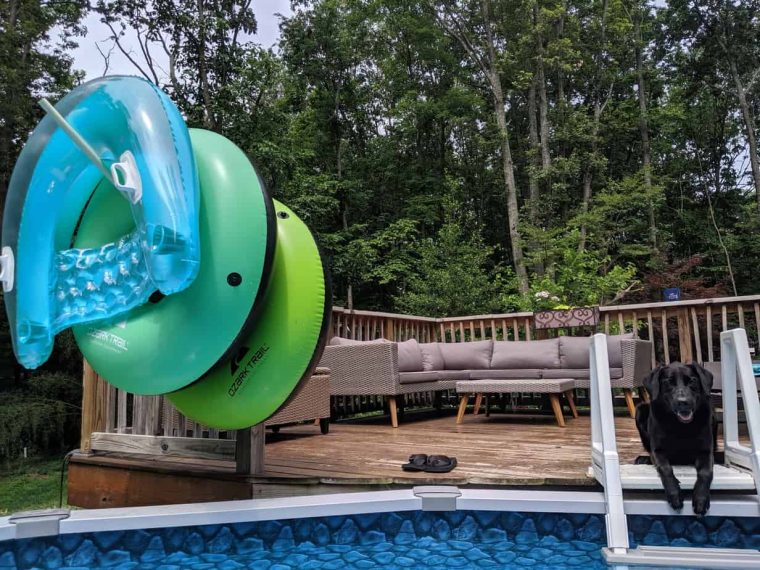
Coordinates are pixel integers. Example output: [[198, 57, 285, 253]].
[[80, 361, 97, 453], [385, 318, 395, 341], [691, 307, 703, 364], [677, 308, 693, 363], [235, 424, 265, 475], [661, 310, 670, 364], [80, 360, 107, 453]]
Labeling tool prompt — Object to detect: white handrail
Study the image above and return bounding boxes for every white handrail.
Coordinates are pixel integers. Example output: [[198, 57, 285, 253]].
[[721, 329, 760, 493], [589, 333, 629, 553]]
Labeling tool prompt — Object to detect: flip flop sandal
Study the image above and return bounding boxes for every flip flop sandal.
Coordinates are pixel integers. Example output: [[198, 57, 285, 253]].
[[425, 455, 457, 473], [402, 454, 428, 472]]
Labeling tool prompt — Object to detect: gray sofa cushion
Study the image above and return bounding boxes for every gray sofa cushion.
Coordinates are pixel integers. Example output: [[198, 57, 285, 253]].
[[398, 371, 439, 385], [439, 340, 493, 370], [470, 369, 542, 380], [559, 333, 633, 368], [558, 336, 591, 368], [397, 339, 424, 372], [490, 339, 560, 369], [420, 342, 445, 371], [542, 368, 623, 380], [329, 336, 390, 346]]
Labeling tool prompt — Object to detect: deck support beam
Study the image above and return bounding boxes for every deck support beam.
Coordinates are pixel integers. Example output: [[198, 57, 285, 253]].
[[236, 424, 265, 475]]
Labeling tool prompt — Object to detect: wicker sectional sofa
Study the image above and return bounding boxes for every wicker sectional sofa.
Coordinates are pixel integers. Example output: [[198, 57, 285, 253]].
[[320, 335, 653, 427]]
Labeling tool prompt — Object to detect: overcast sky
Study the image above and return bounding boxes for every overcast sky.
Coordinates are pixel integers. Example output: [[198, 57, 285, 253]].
[[71, 1, 293, 80]]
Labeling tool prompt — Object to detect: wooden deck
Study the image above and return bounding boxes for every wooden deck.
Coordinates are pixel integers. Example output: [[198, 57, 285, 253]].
[[68, 411, 649, 508]]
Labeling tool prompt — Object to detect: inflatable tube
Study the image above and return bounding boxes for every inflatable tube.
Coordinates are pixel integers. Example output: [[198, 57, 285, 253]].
[[2, 76, 200, 369], [73, 129, 275, 395], [168, 201, 331, 430]]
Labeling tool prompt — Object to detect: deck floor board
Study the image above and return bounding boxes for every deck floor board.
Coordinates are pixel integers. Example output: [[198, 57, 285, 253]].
[[76, 412, 651, 486], [70, 410, 747, 507]]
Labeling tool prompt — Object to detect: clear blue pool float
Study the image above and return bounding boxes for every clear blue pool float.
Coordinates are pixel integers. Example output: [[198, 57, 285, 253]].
[[1, 76, 200, 369]]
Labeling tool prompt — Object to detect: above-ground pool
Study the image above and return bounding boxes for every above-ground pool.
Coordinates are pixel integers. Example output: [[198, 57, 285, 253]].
[[1, 489, 759, 569]]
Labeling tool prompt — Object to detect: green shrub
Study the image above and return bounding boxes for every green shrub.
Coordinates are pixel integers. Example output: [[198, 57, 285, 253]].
[[0, 372, 81, 463]]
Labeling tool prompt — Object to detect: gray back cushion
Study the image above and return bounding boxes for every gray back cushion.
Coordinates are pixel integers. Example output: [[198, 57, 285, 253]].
[[397, 339, 424, 372], [559, 333, 634, 368], [559, 336, 592, 368], [419, 343, 444, 371], [491, 339, 560, 369], [330, 336, 389, 346], [439, 340, 494, 370]]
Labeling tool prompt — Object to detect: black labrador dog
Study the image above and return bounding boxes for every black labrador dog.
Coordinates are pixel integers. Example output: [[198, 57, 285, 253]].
[[635, 362, 716, 515]]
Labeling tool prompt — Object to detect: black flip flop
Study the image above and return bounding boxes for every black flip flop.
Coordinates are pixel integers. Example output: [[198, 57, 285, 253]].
[[425, 455, 457, 473], [402, 454, 428, 472]]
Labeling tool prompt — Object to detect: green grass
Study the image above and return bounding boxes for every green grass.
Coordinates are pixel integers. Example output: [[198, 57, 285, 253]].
[[0, 456, 68, 515]]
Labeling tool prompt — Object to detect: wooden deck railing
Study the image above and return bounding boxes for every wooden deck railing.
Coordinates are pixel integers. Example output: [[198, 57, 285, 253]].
[[81, 295, 760, 453], [332, 295, 760, 365]]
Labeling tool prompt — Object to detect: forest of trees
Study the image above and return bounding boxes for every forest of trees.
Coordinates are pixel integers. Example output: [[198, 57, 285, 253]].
[[2, 0, 760, 321]]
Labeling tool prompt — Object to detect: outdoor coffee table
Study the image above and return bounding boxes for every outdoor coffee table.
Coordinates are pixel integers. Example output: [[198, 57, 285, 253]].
[[455, 379, 578, 427]]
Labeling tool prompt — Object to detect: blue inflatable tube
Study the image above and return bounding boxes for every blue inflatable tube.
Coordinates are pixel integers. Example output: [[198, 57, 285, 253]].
[[1, 76, 200, 369]]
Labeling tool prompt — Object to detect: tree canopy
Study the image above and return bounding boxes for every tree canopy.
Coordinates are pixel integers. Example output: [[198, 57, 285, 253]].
[[3, 0, 760, 318]]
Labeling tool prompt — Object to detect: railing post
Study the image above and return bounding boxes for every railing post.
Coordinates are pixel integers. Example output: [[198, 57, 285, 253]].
[[236, 424, 265, 475], [80, 360, 107, 453], [677, 308, 693, 363], [385, 317, 396, 341]]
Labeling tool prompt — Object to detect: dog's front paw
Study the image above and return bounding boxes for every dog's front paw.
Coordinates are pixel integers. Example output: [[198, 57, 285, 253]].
[[693, 491, 711, 516], [666, 489, 683, 511]]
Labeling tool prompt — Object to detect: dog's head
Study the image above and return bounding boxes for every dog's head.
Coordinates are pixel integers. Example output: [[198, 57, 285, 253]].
[[644, 362, 713, 424]]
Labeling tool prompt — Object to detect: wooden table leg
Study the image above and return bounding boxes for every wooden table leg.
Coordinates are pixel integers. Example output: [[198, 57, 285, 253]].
[[640, 388, 650, 403], [565, 389, 578, 419], [623, 388, 636, 418], [388, 396, 399, 428], [549, 394, 566, 427], [473, 393, 483, 415], [456, 394, 469, 424]]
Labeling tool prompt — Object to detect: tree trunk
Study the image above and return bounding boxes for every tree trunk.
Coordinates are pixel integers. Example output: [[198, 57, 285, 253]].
[[556, 2, 566, 112], [528, 76, 540, 220], [635, 11, 657, 252], [578, 167, 593, 251], [533, 4, 551, 176], [578, 99, 602, 252], [578, 0, 608, 251], [197, 0, 215, 130], [493, 87, 529, 295], [727, 56, 760, 212], [482, 0, 529, 294]]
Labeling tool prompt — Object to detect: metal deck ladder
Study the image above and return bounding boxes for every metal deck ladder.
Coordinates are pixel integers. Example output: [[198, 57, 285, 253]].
[[590, 329, 760, 569]]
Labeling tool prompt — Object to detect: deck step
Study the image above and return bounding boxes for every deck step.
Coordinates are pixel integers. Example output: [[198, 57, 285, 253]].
[[603, 545, 760, 569], [608, 464, 756, 491]]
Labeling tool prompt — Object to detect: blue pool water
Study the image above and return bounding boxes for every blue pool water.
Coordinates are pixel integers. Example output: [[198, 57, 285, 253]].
[[1, 510, 759, 569]]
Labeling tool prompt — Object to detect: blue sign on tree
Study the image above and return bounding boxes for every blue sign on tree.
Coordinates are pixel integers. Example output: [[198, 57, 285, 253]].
[[663, 288, 681, 301]]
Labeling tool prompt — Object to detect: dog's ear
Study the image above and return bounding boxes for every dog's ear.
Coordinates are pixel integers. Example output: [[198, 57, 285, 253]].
[[690, 362, 714, 394], [644, 366, 663, 400]]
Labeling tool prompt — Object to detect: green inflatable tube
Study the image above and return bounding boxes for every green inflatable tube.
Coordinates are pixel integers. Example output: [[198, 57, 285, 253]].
[[73, 129, 275, 395], [168, 200, 331, 430]]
